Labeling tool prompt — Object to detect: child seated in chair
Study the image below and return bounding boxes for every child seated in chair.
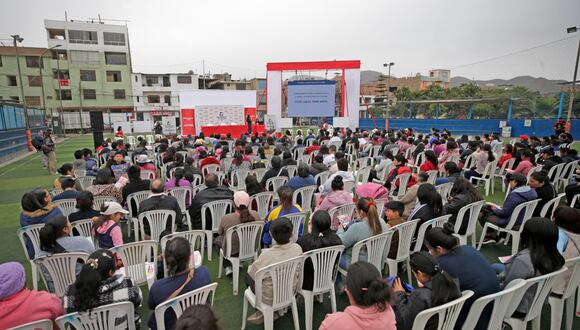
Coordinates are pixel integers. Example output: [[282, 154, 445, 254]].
[[245, 217, 303, 325]]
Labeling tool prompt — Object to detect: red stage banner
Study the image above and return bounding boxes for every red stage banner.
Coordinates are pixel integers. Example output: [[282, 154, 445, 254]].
[[181, 109, 195, 136]]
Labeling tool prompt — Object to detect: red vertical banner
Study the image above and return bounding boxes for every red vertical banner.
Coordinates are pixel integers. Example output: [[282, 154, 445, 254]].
[[181, 108, 196, 136], [244, 107, 257, 122]]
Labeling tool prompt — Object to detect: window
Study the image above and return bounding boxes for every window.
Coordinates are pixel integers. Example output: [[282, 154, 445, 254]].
[[25, 56, 42, 68], [28, 76, 42, 87], [103, 32, 126, 45], [147, 95, 160, 103], [136, 96, 140, 102], [105, 52, 127, 65], [52, 69, 70, 80], [56, 90, 72, 100], [52, 50, 67, 60], [177, 75, 192, 84], [236, 84, 246, 90], [114, 89, 126, 99], [80, 70, 96, 81], [135, 75, 138, 82], [68, 30, 98, 44], [25, 96, 41, 106], [7, 76, 17, 86], [106, 71, 122, 82], [47, 29, 66, 40], [83, 89, 96, 100], [164, 95, 171, 105], [144, 76, 158, 86], [136, 112, 144, 121], [70, 51, 100, 64]]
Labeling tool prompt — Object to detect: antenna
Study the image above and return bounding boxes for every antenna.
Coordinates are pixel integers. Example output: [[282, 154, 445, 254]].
[[87, 17, 131, 24]]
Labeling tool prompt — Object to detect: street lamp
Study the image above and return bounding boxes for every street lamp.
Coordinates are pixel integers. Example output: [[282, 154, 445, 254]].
[[38, 44, 61, 126], [11, 34, 34, 151], [566, 26, 579, 133], [383, 62, 395, 117]]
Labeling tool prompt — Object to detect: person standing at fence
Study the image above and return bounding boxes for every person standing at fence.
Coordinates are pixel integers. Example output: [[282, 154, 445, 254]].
[[43, 129, 57, 175], [32, 130, 47, 168]]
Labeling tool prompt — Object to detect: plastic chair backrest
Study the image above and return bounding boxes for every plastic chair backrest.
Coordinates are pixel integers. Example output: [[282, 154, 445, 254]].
[[412, 290, 474, 330], [285, 212, 307, 243], [351, 231, 394, 272], [414, 215, 452, 252], [18, 224, 44, 260], [53, 198, 77, 217], [328, 203, 356, 223], [253, 256, 304, 309], [314, 171, 330, 186], [249, 192, 274, 220], [203, 164, 221, 176], [7, 319, 53, 330], [127, 190, 152, 219], [547, 162, 566, 183], [343, 180, 356, 194], [454, 200, 486, 239], [393, 173, 412, 197], [415, 152, 425, 167], [390, 219, 419, 260], [435, 182, 454, 201], [76, 176, 94, 190], [375, 197, 387, 219], [93, 196, 117, 211], [35, 252, 89, 296], [252, 168, 268, 182], [504, 199, 539, 231], [462, 279, 527, 330], [140, 170, 156, 180], [71, 219, 94, 238], [224, 222, 262, 259], [111, 241, 158, 286], [356, 166, 372, 184], [292, 185, 317, 212], [201, 199, 233, 233], [167, 186, 192, 214], [426, 170, 439, 184], [154, 283, 218, 330], [302, 245, 344, 294], [56, 301, 136, 330], [266, 176, 288, 192], [286, 165, 298, 177], [231, 168, 250, 190], [539, 193, 565, 218], [160, 230, 206, 278], [138, 210, 176, 242], [560, 256, 580, 300]]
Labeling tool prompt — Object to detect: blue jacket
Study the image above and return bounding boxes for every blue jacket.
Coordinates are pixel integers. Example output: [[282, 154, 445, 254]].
[[20, 205, 63, 259], [287, 175, 316, 192], [493, 186, 538, 226], [85, 157, 99, 176]]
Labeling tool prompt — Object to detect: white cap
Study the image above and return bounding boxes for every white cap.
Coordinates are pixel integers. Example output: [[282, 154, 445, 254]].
[[100, 202, 129, 215]]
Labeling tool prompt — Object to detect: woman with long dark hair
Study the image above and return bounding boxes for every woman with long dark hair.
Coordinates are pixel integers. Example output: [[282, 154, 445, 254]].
[[424, 223, 499, 329], [393, 251, 462, 330], [444, 178, 483, 235], [69, 191, 100, 222], [245, 174, 264, 197], [297, 211, 342, 290], [498, 217, 564, 317], [320, 261, 396, 329], [148, 237, 211, 330], [176, 305, 220, 330], [20, 188, 63, 258], [420, 150, 438, 173], [262, 186, 302, 246], [63, 249, 142, 326], [409, 183, 443, 229], [464, 144, 495, 181]]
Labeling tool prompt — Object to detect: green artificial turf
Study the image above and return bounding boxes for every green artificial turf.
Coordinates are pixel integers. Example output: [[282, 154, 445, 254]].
[[0, 135, 575, 329]]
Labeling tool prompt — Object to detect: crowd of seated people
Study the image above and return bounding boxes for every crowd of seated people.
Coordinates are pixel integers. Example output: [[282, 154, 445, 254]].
[[5, 126, 579, 330]]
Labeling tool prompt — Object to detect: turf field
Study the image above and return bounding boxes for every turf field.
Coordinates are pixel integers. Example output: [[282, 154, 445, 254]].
[[0, 135, 576, 329]]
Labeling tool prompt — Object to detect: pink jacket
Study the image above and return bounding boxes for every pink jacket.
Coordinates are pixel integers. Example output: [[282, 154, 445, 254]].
[[316, 190, 353, 230], [0, 289, 63, 329], [95, 220, 123, 248], [320, 305, 397, 330], [507, 159, 534, 176]]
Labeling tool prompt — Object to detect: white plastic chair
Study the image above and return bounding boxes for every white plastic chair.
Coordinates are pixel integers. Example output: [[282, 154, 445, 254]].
[[462, 279, 527, 330], [218, 222, 263, 295], [298, 245, 344, 330], [266, 176, 288, 194], [470, 160, 498, 196], [546, 162, 566, 184], [526, 165, 543, 183], [138, 209, 176, 242], [286, 165, 298, 177], [249, 192, 274, 220], [35, 252, 89, 297], [56, 301, 136, 330], [435, 182, 454, 205], [556, 160, 579, 191], [154, 283, 218, 330], [338, 231, 394, 278], [328, 203, 356, 230], [412, 290, 474, 330], [126, 190, 152, 239], [202, 164, 221, 176], [167, 187, 192, 229], [504, 267, 568, 330], [71, 218, 94, 239], [314, 171, 330, 186], [160, 230, 206, 278], [93, 196, 117, 211], [425, 170, 439, 185], [292, 185, 317, 213], [409, 151, 425, 173], [201, 199, 234, 261], [140, 170, 156, 180], [375, 197, 388, 219], [7, 319, 53, 330], [285, 212, 307, 243], [389, 173, 412, 200], [355, 166, 372, 184], [539, 193, 565, 218], [413, 215, 452, 253], [76, 176, 94, 190], [231, 168, 250, 190], [343, 180, 356, 195], [386, 219, 419, 284], [111, 240, 158, 288], [494, 158, 516, 192], [252, 168, 268, 182], [241, 256, 304, 330], [221, 157, 234, 174], [549, 257, 580, 330], [477, 199, 540, 255], [17, 224, 44, 290], [53, 198, 77, 218], [452, 200, 485, 247]]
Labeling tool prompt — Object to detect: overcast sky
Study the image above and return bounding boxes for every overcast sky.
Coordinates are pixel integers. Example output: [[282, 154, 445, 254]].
[[1, 0, 579, 80]]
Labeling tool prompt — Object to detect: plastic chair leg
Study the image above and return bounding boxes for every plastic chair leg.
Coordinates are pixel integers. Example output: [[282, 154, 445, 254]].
[[565, 296, 575, 330], [330, 287, 337, 312], [511, 234, 520, 256], [302, 291, 313, 330], [387, 259, 398, 278], [477, 223, 490, 250], [406, 258, 412, 284], [31, 262, 38, 290], [264, 308, 275, 330], [218, 252, 223, 278], [206, 232, 213, 261], [292, 299, 300, 330], [549, 296, 564, 330], [241, 295, 248, 329], [232, 258, 240, 295]]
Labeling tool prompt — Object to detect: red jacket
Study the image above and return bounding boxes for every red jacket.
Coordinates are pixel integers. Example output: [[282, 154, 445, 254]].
[[199, 157, 221, 170], [387, 166, 416, 189], [0, 289, 63, 329], [305, 145, 321, 155], [419, 161, 438, 173]]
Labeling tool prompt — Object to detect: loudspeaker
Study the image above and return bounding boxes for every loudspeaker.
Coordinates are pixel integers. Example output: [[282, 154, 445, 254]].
[[92, 131, 104, 149], [90, 111, 104, 131]]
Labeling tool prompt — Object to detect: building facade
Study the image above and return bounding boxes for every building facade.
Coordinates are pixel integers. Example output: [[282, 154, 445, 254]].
[[44, 19, 134, 131], [131, 72, 198, 125]]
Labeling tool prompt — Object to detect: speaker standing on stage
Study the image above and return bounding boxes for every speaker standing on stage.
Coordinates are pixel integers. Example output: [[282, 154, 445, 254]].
[[246, 114, 252, 135]]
